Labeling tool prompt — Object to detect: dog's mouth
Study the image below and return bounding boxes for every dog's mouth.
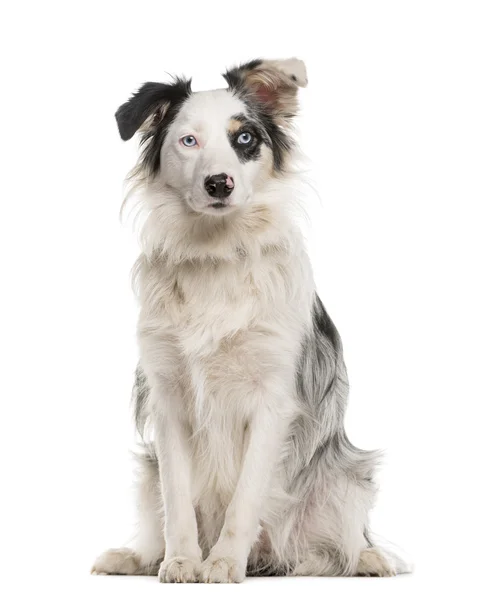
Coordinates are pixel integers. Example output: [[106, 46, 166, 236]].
[[208, 201, 228, 209], [185, 190, 246, 215], [203, 199, 239, 214]]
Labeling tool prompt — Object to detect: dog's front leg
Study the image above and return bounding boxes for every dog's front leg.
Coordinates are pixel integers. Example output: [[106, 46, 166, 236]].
[[200, 396, 293, 583], [153, 385, 202, 583]]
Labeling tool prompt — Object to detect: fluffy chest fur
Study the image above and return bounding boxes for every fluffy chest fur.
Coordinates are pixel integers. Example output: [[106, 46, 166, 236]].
[[139, 248, 310, 352], [136, 215, 313, 505]]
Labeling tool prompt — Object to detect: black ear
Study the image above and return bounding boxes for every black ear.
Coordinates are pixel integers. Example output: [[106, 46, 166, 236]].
[[115, 78, 192, 141]]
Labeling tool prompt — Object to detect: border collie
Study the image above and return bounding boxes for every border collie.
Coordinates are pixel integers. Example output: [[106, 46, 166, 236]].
[[92, 58, 409, 582]]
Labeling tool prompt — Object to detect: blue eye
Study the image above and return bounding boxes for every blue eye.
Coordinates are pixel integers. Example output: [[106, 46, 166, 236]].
[[181, 135, 197, 147], [237, 132, 252, 145]]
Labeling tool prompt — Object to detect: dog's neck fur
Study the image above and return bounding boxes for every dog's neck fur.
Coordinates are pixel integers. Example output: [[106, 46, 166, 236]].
[[136, 175, 302, 266]]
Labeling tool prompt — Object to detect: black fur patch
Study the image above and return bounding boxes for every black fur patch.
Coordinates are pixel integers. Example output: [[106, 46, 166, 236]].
[[224, 59, 263, 89], [223, 62, 294, 172], [295, 293, 345, 411], [312, 294, 341, 354], [227, 113, 263, 163], [115, 78, 192, 177]]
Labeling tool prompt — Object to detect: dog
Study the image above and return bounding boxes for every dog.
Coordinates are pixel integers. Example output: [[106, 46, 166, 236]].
[[92, 58, 408, 583]]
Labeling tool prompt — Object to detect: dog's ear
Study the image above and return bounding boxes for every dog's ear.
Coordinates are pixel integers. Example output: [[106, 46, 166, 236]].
[[115, 78, 192, 141], [223, 58, 307, 125]]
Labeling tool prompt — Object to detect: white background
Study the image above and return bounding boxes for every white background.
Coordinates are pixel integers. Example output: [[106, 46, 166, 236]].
[[1, 1, 486, 598]]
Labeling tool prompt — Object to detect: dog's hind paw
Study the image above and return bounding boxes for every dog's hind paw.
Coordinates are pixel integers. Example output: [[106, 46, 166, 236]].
[[357, 547, 397, 577], [91, 547, 142, 575]]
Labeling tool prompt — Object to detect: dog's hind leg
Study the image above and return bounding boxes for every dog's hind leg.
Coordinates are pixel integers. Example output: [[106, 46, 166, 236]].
[[92, 447, 165, 576], [285, 439, 392, 578]]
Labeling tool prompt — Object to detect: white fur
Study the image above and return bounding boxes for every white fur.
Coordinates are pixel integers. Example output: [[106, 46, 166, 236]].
[[93, 60, 409, 582], [136, 165, 313, 581]]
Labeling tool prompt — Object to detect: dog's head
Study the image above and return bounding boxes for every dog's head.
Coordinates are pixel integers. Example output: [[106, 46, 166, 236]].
[[116, 59, 307, 216]]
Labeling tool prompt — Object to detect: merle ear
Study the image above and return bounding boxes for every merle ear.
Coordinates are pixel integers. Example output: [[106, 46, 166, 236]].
[[223, 58, 307, 125], [115, 78, 192, 141]]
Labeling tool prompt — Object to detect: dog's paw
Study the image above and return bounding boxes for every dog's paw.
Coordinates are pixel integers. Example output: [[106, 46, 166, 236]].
[[91, 547, 141, 575], [357, 548, 397, 577], [158, 556, 200, 583], [199, 556, 245, 583]]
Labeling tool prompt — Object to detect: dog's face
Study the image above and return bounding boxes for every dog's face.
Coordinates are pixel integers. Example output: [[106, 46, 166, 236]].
[[161, 89, 272, 215], [116, 59, 307, 216]]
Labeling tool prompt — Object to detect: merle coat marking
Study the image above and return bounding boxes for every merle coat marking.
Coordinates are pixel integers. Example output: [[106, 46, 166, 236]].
[[92, 58, 409, 583]]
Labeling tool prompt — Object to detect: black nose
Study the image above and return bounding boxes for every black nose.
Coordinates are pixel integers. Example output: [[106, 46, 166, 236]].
[[204, 173, 234, 198]]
